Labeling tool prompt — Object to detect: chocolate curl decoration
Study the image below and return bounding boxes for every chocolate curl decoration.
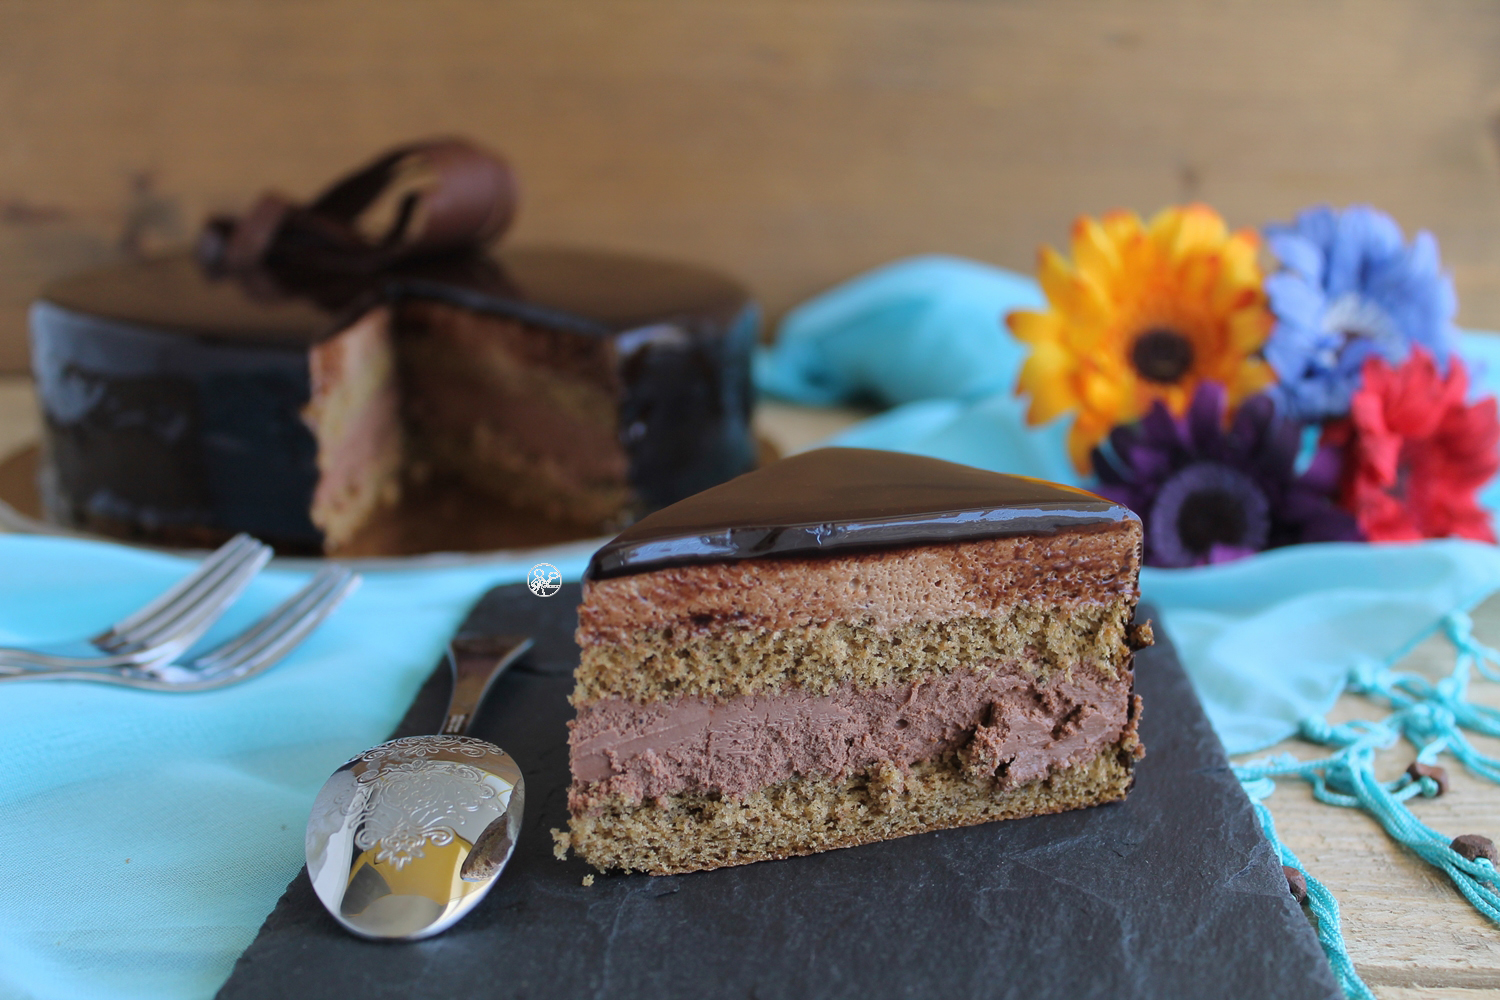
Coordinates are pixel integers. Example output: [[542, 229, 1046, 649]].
[[197, 138, 518, 277]]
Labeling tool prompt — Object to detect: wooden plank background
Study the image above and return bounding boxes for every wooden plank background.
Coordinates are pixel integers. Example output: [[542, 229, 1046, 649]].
[[2, 0, 1500, 375]]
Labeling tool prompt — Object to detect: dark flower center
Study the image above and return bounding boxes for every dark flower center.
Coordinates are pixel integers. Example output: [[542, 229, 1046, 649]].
[[1177, 488, 1249, 553], [1131, 328, 1195, 384], [1146, 462, 1271, 567]]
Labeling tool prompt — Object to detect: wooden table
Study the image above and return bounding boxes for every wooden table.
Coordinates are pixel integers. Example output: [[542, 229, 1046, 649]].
[[4, 372, 1500, 996]]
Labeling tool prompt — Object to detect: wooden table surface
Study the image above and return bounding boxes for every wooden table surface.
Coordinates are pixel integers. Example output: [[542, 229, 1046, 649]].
[[4, 372, 1500, 996]]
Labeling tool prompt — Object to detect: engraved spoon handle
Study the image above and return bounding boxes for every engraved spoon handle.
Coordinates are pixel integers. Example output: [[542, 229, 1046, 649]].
[[440, 635, 534, 736]]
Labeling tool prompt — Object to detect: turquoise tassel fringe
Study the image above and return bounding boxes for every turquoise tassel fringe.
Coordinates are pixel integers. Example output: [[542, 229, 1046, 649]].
[[1233, 610, 1500, 1000]]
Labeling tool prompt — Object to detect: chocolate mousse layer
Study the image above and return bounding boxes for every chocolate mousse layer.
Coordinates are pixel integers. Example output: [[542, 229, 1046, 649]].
[[568, 662, 1133, 812]]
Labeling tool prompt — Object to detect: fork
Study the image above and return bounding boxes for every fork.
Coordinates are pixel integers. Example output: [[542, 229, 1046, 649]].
[[0, 534, 272, 671], [0, 566, 360, 691]]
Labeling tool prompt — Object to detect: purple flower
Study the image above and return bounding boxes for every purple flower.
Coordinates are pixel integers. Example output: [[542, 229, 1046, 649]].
[[1092, 383, 1361, 568], [1263, 204, 1460, 422]]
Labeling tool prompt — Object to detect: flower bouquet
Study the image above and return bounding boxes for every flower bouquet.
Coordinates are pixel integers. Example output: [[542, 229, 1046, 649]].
[[1010, 204, 1500, 567]]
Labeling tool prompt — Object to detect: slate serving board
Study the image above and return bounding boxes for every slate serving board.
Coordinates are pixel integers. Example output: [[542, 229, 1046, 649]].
[[218, 584, 1341, 1000]]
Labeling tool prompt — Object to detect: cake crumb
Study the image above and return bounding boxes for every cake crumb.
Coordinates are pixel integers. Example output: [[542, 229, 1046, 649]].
[[582, 874, 595, 887], [868, 761, 907, 812], [1126, 620, 1154, 651], [550, 827, 572, 860]]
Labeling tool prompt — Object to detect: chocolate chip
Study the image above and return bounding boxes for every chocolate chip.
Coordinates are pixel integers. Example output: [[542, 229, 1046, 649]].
[[1451, 834, 1498, 865], [1281, 865, 1308, 905], [1407, 761, 1449, 797]]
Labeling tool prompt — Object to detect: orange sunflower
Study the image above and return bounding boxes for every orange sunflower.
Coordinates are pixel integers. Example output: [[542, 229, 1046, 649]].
[[1010, 204, 1276, 471]]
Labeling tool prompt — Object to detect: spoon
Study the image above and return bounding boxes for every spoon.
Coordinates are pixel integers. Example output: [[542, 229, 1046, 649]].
[[305, 634, 533, 941]]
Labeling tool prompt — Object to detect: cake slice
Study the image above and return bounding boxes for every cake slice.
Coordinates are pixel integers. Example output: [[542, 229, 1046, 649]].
[[564, 447, 1151, 875]]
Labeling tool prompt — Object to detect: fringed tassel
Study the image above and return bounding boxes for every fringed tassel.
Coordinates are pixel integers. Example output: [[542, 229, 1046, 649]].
[[1233, 609, 1500, 998], [1238, 776, 1375, 1000]]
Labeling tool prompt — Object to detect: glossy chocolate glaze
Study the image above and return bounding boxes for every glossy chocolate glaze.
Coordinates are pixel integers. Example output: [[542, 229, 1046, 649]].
[[30, 301, 325, 548], [40, 246, 751, 344], [30, 247, 758, 552], [587, 448, 1136, 579]]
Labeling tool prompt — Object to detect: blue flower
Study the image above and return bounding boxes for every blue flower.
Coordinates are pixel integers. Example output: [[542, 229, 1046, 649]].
[[1263, 205, 1459, 421]]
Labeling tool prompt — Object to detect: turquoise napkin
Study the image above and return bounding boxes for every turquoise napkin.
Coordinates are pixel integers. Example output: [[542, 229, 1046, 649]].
[[753, 254, 1044, 406], [757, 256, 1500, 756], [0, 537, 591, 1000]]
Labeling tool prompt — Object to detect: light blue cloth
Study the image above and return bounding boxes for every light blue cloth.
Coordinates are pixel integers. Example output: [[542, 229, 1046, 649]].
[[754, 254, 1044, 406], [757, 256, 1500, 756], [0, 537, 590, 1000]]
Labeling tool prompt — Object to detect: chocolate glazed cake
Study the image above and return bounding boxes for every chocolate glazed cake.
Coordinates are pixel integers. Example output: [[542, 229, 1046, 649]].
[[562, 448, 1153, 875], [27, 141, 758, 553]]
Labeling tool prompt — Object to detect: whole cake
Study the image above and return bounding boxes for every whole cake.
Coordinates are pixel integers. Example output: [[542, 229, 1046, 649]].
[[27, 141, 758, 554], [563, 447, 1152, 874]]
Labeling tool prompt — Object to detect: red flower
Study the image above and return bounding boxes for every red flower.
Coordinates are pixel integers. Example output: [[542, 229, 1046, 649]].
[[1328, 348, 1499, 542]]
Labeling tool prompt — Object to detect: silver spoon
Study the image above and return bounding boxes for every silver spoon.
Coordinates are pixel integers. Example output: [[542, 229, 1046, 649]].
[[305, 634, 533, 941]]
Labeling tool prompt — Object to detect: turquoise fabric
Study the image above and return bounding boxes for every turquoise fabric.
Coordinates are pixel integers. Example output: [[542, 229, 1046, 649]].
[[753, 254, 1044, 406], [0, 537, 591, 1000], [757, 255, 1500, 756], [1141, 540, 1500, 753]]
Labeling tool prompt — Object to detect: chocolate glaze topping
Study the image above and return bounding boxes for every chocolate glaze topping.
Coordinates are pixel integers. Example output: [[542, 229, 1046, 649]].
[[40, 246, 749, 346], [586, 447, 1137, 579]]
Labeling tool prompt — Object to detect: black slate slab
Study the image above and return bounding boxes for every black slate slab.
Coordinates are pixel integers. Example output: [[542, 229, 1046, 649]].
[[218, 584, 1341, 1000]]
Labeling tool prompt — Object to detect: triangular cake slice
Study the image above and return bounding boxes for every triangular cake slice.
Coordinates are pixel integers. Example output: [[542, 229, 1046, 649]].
[[564, 448, 1151, 875]]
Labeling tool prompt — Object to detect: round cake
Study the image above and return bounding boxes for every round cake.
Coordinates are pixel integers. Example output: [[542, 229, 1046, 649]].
[[27, 142, 760, 555]]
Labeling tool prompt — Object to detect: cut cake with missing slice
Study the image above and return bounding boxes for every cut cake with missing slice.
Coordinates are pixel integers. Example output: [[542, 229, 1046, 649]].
[[563, 447, 1152, 875]]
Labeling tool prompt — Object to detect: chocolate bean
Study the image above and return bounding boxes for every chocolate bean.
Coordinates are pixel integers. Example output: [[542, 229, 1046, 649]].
[[1407, 761, 1449, 797], [1281, 865, 1308, 905], [1450, 834, 1498, 865]]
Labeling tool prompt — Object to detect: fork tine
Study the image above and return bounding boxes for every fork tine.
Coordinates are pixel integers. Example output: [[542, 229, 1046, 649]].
[[92, 534, 254, 647], [0, 537, 274, 670], [110, 542, 273, 655], [169, 569, 360, 688], [189, 567, 350, 670], [0, 568, 359, 690], [94, 535, 271, 651]]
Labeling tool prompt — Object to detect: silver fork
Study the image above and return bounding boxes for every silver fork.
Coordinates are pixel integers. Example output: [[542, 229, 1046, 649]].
[[0, 566, 360, 691], [0, 534, 272, 671]]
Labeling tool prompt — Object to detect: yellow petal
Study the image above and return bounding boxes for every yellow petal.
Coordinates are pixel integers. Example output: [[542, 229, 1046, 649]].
[[1008, 309, 1059, 345], [1036, 245, 1074, 294], [1099, 209, 1144, 248], [1225, 308, 1272, 353], [1025, 376, 1077, 425], [1225, 359, 1275, 400], [1151, 203, 1228, 259], [1037, 249, 1105, 323], [1071, 216, 1123, 283], [1066, 421, 1097, 474], [1080, 367, 1125, 415], [1219, 230, 1262, 279]]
